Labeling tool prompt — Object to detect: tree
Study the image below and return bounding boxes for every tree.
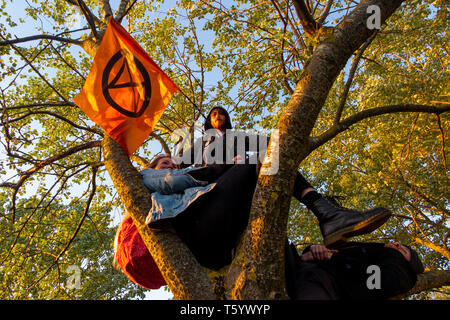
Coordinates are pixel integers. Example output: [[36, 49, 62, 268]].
[[0, 191, 148, 299], [0, 0, 448, 299]]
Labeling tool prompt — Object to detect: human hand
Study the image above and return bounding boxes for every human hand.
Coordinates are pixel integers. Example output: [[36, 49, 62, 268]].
[[301, 245, 338, 261], [233, 155, 244, 164]]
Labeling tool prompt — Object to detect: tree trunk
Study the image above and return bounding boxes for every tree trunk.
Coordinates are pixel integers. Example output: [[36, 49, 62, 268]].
[[226, 0, 406, 299], [103, 136, 215, 299]]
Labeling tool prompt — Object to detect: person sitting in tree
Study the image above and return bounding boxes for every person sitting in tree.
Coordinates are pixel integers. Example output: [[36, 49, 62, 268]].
[[114, 153, 393, 291], [172, 106, 392, 247]]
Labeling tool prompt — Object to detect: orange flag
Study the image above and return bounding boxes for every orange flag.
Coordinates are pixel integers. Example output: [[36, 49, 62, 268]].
[[74, 19, 178, 155]]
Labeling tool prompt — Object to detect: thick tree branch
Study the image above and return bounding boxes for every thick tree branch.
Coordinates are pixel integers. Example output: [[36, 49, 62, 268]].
[[117, 0, 131, 18], [310, 104, 450, 152], [117, 0, 138, 23], [64, 0, 103, 26], [76, 0, 99, 40], [292, 0, 320, 38], [101, 0, 114, 18], [102, 135, 215, 299]]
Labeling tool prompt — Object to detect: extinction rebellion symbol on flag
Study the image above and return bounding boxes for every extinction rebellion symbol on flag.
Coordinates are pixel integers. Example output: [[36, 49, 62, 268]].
[[102, 49, 152, 118], [73, 18, 178, 155]]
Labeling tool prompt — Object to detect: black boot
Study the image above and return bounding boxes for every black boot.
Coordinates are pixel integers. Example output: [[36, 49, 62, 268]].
[[309, 196, 392, 248]]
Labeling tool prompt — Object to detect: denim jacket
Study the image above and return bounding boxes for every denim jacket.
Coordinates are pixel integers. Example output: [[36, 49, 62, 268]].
[[140, 167, 215, 226]]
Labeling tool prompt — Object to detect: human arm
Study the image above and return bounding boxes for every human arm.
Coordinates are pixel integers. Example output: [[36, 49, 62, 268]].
[[301, 245, 338, 261], [140, 168, 207, 195]]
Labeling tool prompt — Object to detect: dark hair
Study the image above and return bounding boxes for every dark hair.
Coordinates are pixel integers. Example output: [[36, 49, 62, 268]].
[[404, 245, 425, 275], [204, 107, 233, 131], [147, 154, 172, 169]]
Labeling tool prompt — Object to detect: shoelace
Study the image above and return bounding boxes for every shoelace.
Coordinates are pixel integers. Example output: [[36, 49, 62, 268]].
[[323, 195, 346, 208]]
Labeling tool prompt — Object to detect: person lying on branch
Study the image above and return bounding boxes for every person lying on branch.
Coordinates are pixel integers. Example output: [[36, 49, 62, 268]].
[[284, 242, 424, 300]]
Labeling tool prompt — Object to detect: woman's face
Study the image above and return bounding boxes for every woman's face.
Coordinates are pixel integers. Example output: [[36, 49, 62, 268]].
[[154, 157, 177, 170], [210, 108, 227, 131], [385, 242, 411, 261]]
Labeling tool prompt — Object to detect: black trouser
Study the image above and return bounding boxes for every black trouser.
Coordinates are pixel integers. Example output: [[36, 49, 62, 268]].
[[171, 164, 313, 269], [284, 242, 340, 300]]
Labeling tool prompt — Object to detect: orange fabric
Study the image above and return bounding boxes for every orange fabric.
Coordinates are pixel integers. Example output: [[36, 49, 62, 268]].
[[74, 19, 178, 154], [116, 216, 167, 290]]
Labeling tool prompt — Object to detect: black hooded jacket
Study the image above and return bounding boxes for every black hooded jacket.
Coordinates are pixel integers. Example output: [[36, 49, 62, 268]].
[[175, 107, 268, 167], [285, 242, 421, 300]]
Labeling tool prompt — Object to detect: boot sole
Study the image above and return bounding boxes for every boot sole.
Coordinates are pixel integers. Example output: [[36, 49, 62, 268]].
[[324, 209, 392, 248]]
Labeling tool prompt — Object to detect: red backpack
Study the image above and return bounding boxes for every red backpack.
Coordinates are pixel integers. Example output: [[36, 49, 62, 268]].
[[115, 216, 167, 289]]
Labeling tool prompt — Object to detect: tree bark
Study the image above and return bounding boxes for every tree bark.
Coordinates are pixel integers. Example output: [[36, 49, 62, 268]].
[[292, 0, 320, 38], [102, 135, 215, 299], [226, 0, 406, 300]]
